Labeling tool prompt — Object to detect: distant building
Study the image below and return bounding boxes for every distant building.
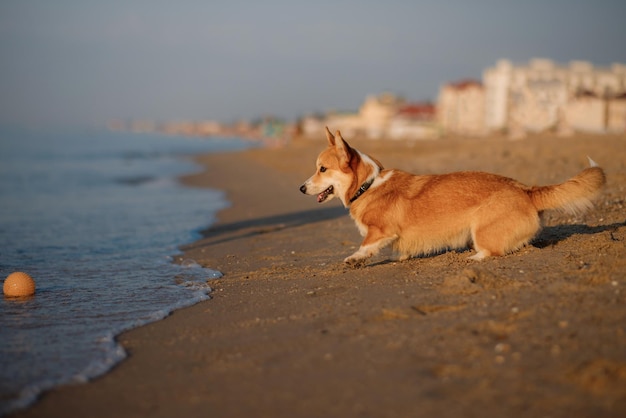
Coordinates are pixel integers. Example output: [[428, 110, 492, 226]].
[[507, 59, 569, 135], [195, 120, 222, 136], [304, 59, 626, 142], [359, 93, 406, 139], [321, 93, 409, 139], [607, 94, 626, 133], [483, 60, 513, 132], [563, 91, 606, 134], [324, 110, 363, 138], [437, 80, 485, 137], [299, 114, 327, 137], [483, 58, 626, 137], [389, 102, 438, 140]]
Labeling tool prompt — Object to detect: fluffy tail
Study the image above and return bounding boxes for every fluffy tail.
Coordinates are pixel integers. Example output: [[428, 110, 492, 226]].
[[528, 157, 606, 215]]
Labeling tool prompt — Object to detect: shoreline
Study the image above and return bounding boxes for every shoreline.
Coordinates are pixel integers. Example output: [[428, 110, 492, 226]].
[[15, 133, 626, 417]]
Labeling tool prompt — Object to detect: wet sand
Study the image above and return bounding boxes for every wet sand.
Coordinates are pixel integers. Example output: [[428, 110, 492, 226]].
[[15, 133, 626, 417]]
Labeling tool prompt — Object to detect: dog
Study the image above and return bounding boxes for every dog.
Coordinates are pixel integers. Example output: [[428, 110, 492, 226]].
[[300, 127, 606, 266]]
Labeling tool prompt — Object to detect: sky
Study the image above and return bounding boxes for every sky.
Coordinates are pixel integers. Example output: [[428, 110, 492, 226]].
[[1, 0, 625, 129]]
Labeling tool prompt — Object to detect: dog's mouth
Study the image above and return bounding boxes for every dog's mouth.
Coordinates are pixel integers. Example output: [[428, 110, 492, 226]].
[[317, 185, 334, 203]]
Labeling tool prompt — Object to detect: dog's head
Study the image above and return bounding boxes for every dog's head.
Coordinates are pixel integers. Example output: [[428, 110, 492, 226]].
[[299, 127, 383, 206]]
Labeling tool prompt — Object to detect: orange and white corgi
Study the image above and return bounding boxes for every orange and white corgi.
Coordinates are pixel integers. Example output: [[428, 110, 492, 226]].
[[300, 128, 606, 266]]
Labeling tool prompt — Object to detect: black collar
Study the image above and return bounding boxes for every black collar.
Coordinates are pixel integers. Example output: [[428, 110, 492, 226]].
[[349, 177, 375, 203]]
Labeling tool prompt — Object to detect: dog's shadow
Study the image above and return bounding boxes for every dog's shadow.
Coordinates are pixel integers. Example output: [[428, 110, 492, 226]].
[[184, 205, 347, 250], [532, 221, 626, 248]]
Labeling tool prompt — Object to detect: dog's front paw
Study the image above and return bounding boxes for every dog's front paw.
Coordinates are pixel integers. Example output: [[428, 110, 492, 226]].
[[344, 255, 367, 268]]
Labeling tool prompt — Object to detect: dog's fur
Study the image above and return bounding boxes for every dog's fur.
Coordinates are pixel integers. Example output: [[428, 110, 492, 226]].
[[300, 127, 606, 266]]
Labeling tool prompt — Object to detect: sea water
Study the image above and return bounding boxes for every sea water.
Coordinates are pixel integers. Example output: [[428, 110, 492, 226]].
[[0, 128, 252, 415]]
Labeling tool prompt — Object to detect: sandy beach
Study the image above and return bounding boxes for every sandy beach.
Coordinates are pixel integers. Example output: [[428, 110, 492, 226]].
[[15, 133, 626, 418]]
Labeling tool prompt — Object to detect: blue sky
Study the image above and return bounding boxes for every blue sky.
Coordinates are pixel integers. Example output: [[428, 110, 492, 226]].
[[1, 0, 625, 129]]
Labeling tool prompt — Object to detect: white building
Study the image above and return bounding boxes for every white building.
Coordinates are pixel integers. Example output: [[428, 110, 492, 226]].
[[437, 80, 486, 137], [483, 59, 513, 132], [482, 58, 626, 136]]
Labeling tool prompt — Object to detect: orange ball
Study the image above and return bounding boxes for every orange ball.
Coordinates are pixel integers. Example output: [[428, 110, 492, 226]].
[[3, 272, 36, 297]]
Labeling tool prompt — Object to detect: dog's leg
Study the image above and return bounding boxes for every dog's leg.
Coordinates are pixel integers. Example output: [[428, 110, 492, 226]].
[[468, 249, 491, 261], [469, 224, 505, 261], [344, 227, 397, 266], [397, 253, 412, 262], [344, 242, 387, 266], [469, 206, 540, 261]]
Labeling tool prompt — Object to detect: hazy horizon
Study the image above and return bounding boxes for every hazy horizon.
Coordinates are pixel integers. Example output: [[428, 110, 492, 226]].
[[1, 0, 625, 129]]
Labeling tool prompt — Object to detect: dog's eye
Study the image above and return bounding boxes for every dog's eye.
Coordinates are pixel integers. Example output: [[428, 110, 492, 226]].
[[320, 166, 326, 173]]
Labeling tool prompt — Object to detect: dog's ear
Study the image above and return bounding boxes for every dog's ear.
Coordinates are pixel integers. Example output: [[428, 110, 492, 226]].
[[334, 130, 353, 167], [325, 126, 335, 146]]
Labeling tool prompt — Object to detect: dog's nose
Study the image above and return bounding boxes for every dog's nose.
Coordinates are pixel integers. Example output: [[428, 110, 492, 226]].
[[299, 184, 307, 194]]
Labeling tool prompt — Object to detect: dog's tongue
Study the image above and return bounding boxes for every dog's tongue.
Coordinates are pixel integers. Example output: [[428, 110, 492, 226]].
[[316, 185, 333, 203]]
